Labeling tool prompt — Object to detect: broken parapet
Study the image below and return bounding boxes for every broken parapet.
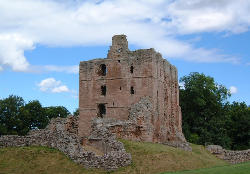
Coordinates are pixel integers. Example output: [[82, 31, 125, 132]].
[[206, 145, 250, 164], [0, 116, 131, 170]]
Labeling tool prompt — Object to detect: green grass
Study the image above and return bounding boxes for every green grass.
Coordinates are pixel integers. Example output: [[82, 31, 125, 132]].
[[162, 162, 250, 174], [0, 140, 234, 174]]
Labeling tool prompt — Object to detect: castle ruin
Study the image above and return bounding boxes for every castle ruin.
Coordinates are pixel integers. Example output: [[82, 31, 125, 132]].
[[79, 35, 186, 144]]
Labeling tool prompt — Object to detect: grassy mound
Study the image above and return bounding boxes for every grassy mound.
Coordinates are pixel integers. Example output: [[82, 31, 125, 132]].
[[162, 162, 250, 174], [115, 140, 227, 174], [0, 140, 235, 174]]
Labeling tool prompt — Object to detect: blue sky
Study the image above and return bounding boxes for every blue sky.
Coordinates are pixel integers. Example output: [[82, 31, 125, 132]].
[[0, 0, 250, 113]]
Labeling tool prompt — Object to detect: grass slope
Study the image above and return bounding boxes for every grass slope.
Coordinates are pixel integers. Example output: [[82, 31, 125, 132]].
[[162, 162, 250, 174], [0, 140, 231, 174]]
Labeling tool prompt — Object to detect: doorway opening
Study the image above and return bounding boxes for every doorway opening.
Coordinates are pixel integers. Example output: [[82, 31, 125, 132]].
[[98, 104, 106, 118]]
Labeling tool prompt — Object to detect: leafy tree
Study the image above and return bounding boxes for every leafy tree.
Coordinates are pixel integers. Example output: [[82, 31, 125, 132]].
[[44, 106, 70, 119], [73, 108, 79, 116], [17, 100, 48, 135], [0, 95, 70, 136], [180, 72, 231, 148], [225, 102, 250, 150], [0, 95, 25, 135]]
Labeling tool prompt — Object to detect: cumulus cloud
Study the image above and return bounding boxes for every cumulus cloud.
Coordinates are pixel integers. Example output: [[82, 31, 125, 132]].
[[0, 33, 33, 71], [229, 86, 238, 94], [167, 0, 250, 34], [1, 0, 250, 71], [38, 78, 70, 93]]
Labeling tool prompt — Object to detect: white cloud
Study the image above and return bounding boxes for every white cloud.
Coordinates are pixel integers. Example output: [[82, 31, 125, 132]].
[[229, 86, 238, 94], [166, 0, 250, 34], [38, 78, 70, 93], [1, 0, 250, 71], [0, 33, 33, 71], [51, 85, 69, 93]]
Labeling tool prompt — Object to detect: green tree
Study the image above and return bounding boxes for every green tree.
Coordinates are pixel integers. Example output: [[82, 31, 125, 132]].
[[17, 100, 48, 135], [44, 106, 70, 119], [180, 72, 231, 148], [73, 108, 79, 117], [225, 102, 250, 150], [0, 95, 70, 136], [0, 95, 25, 135]]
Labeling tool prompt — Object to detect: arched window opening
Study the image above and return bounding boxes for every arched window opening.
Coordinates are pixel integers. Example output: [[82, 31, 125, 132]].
[[98, 104, 106, 118], [99, 64, 107, 76]]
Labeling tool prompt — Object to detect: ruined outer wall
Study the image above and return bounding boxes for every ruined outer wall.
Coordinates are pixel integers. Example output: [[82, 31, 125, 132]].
[[0, 116, 131, 170], [206, 145, 250, 164]]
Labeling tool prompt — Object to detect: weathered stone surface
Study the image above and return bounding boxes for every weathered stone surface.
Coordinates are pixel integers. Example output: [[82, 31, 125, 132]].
[[0, 116, 131, 170], [206, 145, 224, 154], [79, 35, 186, 145], [206, 145, 250, 164], [163, 141, 192, 152]]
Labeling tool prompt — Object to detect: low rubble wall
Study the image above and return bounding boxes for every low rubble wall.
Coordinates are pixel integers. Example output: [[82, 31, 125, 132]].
[[0, 116, 131, 170], [206, 145, 250, 164]]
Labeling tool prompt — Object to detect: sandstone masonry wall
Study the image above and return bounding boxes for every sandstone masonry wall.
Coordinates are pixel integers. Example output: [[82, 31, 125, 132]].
[[79, 35, 186, 144]]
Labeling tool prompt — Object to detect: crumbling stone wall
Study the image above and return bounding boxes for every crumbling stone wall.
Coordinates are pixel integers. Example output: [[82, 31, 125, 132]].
[[84, 97, 190, 151], [206, 145, 250, 164], [0, 116, 131, 170], [79, 35, 186, 144]]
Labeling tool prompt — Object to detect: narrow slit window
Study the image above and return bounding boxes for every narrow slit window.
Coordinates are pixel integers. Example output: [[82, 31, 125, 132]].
[[101, 85, 106, 96], [130, 66, 134, 73], [120, 86, 122, 90], [99, 64, 107, 76], [98, 104, 106, 118], [130, 86, 135, 94]]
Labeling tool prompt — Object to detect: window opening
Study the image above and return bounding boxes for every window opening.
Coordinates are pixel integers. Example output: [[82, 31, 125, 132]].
[[118, 60, 120, 63], [130, 86, 135, 94], [120, 86, 122, 90], [98, 104, 106, 117], [101, 85, 106, 96], [99, 64, 107, 76], [130, 66, 134, 73]]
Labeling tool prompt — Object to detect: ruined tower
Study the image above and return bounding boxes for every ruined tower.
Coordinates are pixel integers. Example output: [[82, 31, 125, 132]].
[[79, 35, 186, 143]]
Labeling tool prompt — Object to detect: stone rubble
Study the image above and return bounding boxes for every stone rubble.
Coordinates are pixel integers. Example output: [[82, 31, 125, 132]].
[[88, 97, 191, 151], [206, 145, 250, 164], [0, 116, 131, 170]]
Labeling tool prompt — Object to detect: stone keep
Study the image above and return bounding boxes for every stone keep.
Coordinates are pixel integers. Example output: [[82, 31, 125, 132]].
[[79, 35, 186, 143]]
